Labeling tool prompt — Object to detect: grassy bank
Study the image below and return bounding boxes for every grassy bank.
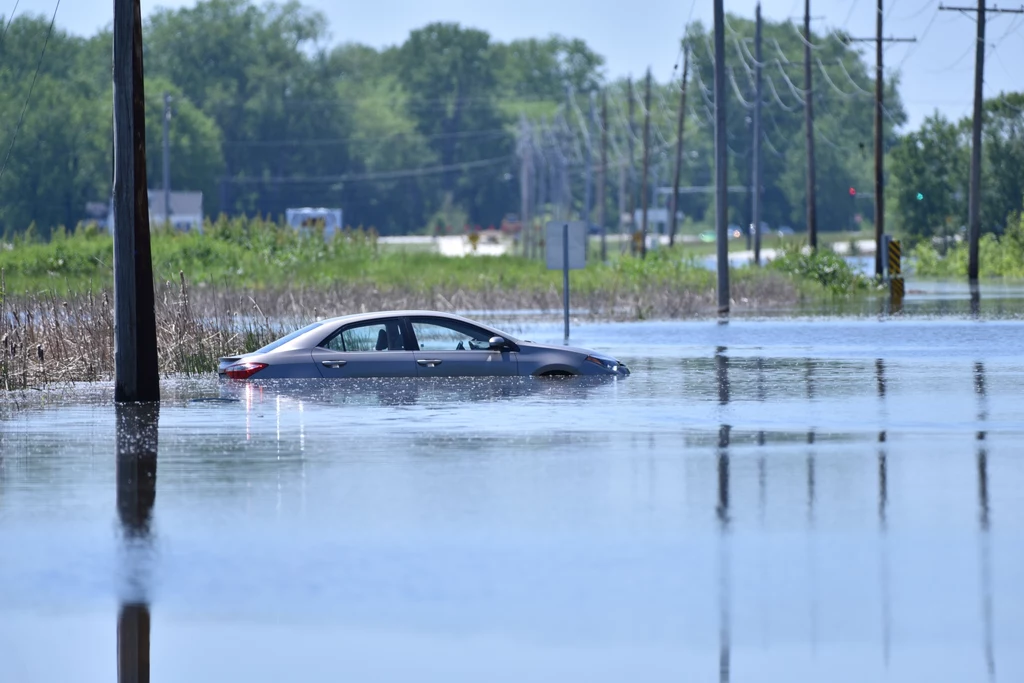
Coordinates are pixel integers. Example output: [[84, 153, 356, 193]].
[[0, 218, 877, 389], [912, 215, 1024, 278]]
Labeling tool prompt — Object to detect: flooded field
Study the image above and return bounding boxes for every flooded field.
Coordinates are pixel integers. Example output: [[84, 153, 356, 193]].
[[1, 316, 1023, 682]]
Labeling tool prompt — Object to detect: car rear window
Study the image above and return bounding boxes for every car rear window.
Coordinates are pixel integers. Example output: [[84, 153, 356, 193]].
[[254, 321, 326, 354]]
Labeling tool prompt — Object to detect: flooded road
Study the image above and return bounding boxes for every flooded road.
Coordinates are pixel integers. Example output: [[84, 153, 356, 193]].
[[1, 318, 1023, 682]]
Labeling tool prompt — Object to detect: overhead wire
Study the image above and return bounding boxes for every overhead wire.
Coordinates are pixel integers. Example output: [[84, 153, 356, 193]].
[[0, 0, 21, 49], [835, 59, 875, 97], [0, 0, 59, 186], [816, 57, 870, 99]]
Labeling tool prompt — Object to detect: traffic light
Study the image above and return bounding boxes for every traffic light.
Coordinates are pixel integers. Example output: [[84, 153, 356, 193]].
[[916, 192, 924, 201], [849, 187, 856, 197]]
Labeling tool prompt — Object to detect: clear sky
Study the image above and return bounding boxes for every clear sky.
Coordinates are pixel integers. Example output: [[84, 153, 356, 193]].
[[12, 0, 1024, 130]]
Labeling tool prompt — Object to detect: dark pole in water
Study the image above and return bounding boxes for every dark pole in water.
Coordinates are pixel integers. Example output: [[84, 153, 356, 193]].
[[113, 0, 159, 403], [713, 0, 730, 317], [116, 403, 158, 683]]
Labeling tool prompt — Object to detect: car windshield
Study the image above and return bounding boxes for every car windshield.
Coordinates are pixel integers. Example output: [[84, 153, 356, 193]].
[[254, 321, 326, 354]]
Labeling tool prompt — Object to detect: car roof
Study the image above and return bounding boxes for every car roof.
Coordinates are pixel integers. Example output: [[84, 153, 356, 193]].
[[317, 309, 491, 327]]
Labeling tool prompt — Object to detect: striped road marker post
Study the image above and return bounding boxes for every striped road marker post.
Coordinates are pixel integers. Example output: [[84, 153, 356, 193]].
[[888, 238, 904, 309]]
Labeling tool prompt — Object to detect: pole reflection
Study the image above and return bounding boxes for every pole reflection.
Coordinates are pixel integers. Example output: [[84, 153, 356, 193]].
[[876, 357, 891, 666], [115, 403, 158, 683], [714, 346, 730, 683], [974, 361, 995, 680]]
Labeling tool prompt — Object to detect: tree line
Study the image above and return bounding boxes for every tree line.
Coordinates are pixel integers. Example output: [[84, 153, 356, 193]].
[[0, 0, 1020, 242]]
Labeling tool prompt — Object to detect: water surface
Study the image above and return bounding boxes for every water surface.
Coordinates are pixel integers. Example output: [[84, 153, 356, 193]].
[[1, 318, 1022, 682]]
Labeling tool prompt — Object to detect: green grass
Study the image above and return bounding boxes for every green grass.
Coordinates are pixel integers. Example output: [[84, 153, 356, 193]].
[[911, 214, 1024, 278], [0, 216, 875, 298]]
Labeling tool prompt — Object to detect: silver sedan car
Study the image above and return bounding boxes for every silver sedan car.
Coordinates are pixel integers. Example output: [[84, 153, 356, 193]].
[[218, 310, 630, 380]]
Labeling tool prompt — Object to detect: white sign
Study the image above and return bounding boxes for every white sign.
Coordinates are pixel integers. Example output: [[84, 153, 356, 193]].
[[545, 221, 587, 270]]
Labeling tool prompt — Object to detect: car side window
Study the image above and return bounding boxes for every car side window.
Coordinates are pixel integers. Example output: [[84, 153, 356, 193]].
[[322, 320, 405, 352], [411, 319, 493, 351]]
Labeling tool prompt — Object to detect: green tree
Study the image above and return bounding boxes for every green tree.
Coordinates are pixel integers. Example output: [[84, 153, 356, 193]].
[[145, 0, 353, 217], [889, 114, 968, 239], [145, 78, 225, 216], [396, 23, 515, 224]]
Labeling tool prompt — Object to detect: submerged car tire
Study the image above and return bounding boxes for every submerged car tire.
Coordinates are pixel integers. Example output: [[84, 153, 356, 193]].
[[537, 370, 576, 377]]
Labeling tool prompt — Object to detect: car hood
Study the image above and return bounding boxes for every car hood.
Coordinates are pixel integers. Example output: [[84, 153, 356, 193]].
[[518, 340, 612, 359]]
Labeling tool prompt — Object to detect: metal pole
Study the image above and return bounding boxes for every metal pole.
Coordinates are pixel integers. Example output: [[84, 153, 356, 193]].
[[113, 0, 159, 403], [874, 0, 885, 277], [599, 91, 608, 262], [714, 0, 730, 317], [670, 50, 689, 248], [641, 69, 652, 259], [162, 92, 171, 228], [968, 0, 985, 282], [563, 222, 570, 342], [804, 0, 818, 250], [753, 4, 763, 266]]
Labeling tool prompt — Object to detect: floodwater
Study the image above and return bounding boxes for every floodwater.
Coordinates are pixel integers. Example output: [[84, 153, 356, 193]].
[[1, 316, 1023, 682]]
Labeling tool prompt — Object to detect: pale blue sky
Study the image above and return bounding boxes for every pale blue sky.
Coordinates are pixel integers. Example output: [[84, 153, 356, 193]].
[[12, 0, 1024, 129]]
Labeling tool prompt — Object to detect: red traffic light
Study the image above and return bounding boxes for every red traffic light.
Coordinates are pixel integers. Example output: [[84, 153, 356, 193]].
[[849, 187, 857, 196]]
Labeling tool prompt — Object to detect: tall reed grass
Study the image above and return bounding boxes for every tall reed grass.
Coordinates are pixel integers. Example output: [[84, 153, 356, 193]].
[[1, 264, 802, 390]]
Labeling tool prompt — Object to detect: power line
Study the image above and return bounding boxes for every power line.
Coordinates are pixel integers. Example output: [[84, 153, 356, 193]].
[[0, 0, 21, 49], [223, 154, 514, 185], [0, 0, 59, 186], [223, 128, 510, 147]]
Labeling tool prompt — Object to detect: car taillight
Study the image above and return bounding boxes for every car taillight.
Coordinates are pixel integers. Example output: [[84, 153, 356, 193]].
[[224, 362, 267, 380]]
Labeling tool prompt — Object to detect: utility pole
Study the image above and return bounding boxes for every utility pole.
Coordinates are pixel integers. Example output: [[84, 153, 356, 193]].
[[641, 69, 652, 259], [112, 0, 159, 403], [670, 50, 689, 248], [803, 0, 818, 250], [847, 12, 915, 278], [714, 0, 730, 316], [627, 77, 636, 252], [752, 3, 763, 265], [518, 117, 531, 258], [162, 92, 172, 228], [939, 3, 1023, 281], [584, 91, 594, 232], [599, 90, 608, 262]]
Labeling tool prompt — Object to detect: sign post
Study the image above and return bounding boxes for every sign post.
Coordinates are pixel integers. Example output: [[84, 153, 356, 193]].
[[546, 221, 587, 342]]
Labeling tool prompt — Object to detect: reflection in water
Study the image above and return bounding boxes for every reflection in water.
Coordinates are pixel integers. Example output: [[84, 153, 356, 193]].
[[715, 347, 729, 406], [714, 346, 731, 683], [974, 361, 995, 680], [876, 356, 891, 665], [115, 404, 158, 683]]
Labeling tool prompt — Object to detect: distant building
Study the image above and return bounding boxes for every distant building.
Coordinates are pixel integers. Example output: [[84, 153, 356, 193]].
[[102, 191, 204, 232], [82, 202, 110, 230]]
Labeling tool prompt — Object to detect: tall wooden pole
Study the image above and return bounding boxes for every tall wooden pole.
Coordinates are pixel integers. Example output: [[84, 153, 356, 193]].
[[752, 4, 764, 266], [162, 92, 172, 227], [714, 0, 730, 317], [874, 0, 885, 277], [599, 91, 608, 262], [968, 0, 986, 282], [518, 117, 531, 258], [113, 0, 159, 403], [627, 78, 636, 252], [803, 0, 818, 250], [669, 51, 689, 248], [640, 69, 652, 259], [937, 3, 1023, 281]]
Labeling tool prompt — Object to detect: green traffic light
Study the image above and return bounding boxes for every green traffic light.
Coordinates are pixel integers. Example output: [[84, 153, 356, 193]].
[[916, 192, 924, 201]]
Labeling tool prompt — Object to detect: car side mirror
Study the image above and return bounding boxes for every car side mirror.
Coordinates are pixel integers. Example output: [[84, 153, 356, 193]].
[[488, 336, 506, 350]]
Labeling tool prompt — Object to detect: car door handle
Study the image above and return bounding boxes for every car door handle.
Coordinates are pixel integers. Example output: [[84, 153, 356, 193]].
[[417, 359, 443, 367], [321, 360, 347, 368]]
